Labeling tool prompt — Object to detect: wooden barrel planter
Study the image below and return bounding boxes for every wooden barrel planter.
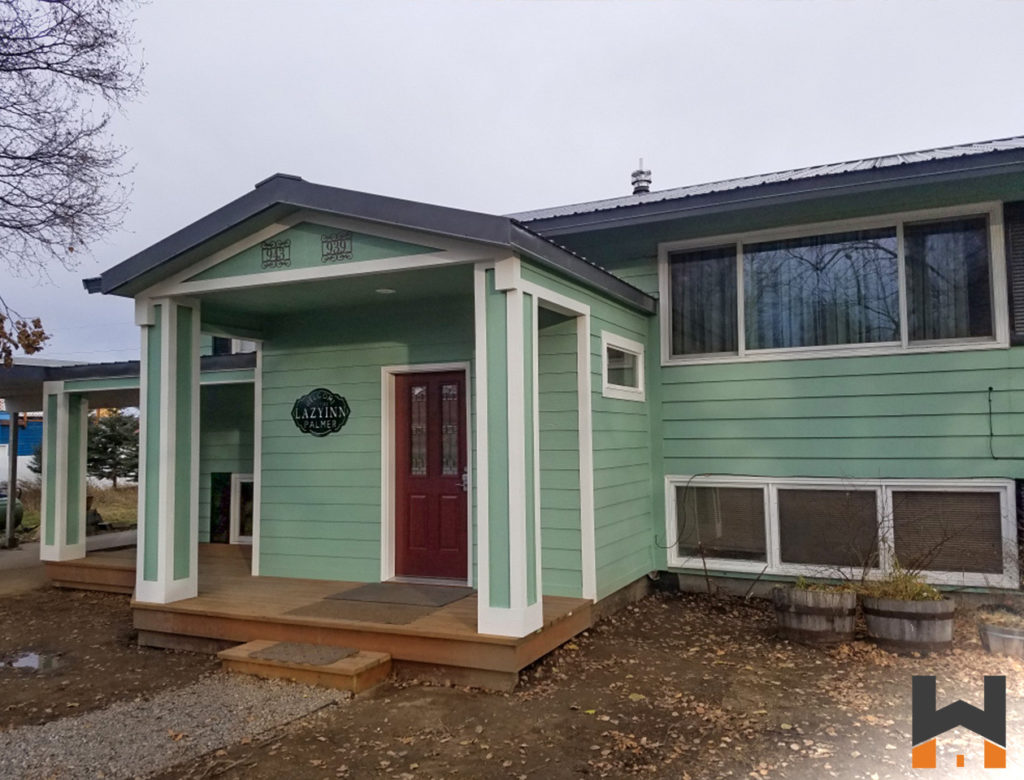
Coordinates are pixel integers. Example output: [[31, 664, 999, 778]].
[[862, 597, 954, 654], [979, 623, 1024, 659], [772, 587, 856, 645]]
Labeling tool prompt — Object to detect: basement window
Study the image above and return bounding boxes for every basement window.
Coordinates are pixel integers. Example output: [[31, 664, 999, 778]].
[[665, 476, 1018, 588], [601, 331, 645, 401]]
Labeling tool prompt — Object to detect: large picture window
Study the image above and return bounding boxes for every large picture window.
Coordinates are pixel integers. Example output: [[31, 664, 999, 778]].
[[665, 476, 1018, 589], [662, 204, 1005, 362]]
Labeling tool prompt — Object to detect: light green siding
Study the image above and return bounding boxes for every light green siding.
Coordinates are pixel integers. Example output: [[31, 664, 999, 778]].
[[198, 383, 255, 542], [483, 272, 510, 608], [544, 187, 1024, 576], [64, 397, 85, 547], [520, 262, 655, 600], [172, 306, 194, 579], [258, 296, 474, 582], [538, 311, 583, 597], [189, 222, 438, 282], [42, 394, 57, 547], [523, 292, 537, 606], [142, 305, 162, 582]]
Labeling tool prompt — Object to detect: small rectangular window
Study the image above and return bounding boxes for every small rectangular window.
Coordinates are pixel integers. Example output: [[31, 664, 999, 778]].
[[606, 347, 637, 388], [602, 331, 645, 401], [676, 485, 766, 562]]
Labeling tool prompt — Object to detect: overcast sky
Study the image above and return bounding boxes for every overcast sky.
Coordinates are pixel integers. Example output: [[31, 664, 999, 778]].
[[7, 0, 1024, 362]]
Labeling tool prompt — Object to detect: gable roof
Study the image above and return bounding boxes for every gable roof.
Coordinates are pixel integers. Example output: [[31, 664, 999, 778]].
[[85, 175, 656, 313], [511, 135, 1024, 232]]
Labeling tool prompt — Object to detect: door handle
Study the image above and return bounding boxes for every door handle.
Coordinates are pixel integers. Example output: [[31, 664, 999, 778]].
[[460, 469, 469, 493]]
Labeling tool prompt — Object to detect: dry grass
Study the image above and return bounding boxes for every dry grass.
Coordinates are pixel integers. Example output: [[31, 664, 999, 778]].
[[89, 484, 138, 528], [16, 482, 137, 532]]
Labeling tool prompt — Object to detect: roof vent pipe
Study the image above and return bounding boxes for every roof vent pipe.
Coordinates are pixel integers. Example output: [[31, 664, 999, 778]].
[[631, 158, 651, 194]]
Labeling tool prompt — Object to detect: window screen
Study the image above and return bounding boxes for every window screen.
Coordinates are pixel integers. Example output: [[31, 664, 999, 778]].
[[892, 491, 1004, 574], [676, 486, 766, 561], [669, 246, 738, 355], [778, 488, 878, 568]]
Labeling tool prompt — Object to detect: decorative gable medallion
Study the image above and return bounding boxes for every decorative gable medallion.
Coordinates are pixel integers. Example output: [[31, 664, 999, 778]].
[[291, 388, 351, 437], [261, 239, 291, 269], [321, 231, 354, 263]]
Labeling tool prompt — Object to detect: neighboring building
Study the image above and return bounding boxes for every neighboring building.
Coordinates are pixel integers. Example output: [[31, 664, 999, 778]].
[[2, 135, 1023, 642]]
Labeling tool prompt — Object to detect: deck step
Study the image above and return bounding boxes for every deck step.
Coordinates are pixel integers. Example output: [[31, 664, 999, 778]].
[[218, 640, 391, 694]]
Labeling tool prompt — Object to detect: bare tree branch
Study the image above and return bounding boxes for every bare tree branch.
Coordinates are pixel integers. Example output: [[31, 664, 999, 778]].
[[0, 0, 142, 365]]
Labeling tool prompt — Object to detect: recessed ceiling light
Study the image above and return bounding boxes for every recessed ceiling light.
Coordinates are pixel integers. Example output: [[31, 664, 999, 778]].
[[375, 288, 396, 295]]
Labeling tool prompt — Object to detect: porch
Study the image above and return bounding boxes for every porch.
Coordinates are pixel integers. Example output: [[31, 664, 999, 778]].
[[46, 544, 592, 690]]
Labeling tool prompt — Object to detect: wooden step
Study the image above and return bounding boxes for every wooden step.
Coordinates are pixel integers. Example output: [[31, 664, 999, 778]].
[[218, 640, 391, 694]]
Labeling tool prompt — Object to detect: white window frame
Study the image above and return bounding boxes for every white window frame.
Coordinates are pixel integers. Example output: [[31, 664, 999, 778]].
[[664, 475, 1019, 589], [601, 331, 646, 401], [658, 202, 1009, 366]]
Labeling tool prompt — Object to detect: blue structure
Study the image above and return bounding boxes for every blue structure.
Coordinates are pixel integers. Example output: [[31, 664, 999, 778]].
[[0, 411, 42, 456]]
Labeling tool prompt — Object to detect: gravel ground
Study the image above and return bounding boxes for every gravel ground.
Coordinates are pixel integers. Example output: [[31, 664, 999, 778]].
[[0, 672, 348, 779]]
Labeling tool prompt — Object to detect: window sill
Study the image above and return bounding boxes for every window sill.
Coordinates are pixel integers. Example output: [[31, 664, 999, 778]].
[[602, 384, 646, 402], [661, 337, 1008, 367]]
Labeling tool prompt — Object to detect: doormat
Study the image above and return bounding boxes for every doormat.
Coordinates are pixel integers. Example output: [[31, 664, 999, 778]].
[[286, 599, 433, 625], [326, 582, 474, 607], [249, 642, 357, 666]]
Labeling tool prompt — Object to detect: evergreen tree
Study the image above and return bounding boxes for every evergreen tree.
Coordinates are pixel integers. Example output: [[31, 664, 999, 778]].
[[87, 410, 138, 488]]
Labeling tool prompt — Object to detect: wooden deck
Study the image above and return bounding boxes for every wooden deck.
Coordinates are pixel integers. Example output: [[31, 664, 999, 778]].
[[45, 546, 136, 594], [48, 544, 592, 690]]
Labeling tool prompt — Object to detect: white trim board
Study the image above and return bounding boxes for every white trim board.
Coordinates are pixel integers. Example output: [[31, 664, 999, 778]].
[[658, 201, 1010, 366], [664, 474, 1019, 590], [521, 279, 597, 602], [379, 361, 473, 588]]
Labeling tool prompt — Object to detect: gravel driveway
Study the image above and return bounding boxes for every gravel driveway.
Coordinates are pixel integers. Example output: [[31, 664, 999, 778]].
[[0, 673, 347, 779]]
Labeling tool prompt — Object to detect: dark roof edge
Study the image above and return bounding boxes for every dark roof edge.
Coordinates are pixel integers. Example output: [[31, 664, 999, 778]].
[[520, 150, 1024, 235], [93, 174, 655, 313], [49, 352, 257, 382], [510, 224, 656, 313]]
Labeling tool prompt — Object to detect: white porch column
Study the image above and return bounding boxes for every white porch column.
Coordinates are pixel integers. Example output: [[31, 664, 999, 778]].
[[136, 297, 201, 603], [474, 260, 544, 638], [39, 384, 88, 561]]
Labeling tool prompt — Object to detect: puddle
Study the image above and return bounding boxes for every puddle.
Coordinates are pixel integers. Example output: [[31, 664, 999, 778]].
[[3, 652, 62, 671]]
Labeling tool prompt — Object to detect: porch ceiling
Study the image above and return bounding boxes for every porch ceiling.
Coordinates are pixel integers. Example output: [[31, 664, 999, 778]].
[[198, 263, 473, 324]]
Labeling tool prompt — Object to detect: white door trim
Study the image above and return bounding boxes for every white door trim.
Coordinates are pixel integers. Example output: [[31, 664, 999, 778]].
[[229, 473, 254, 545], [380, 362, 473, 586]]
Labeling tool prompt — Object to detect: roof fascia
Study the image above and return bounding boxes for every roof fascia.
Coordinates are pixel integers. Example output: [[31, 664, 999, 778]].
[[522, 151, 1024, 236]]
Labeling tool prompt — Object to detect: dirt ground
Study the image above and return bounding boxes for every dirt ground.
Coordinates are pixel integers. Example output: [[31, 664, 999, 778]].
[[3, 587, 1023, 779], [0, 587, 218, 730], [159, 590, 1023, 780]]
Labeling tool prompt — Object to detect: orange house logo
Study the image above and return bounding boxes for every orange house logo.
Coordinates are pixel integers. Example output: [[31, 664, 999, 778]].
[[912, 676, 1006, 769]]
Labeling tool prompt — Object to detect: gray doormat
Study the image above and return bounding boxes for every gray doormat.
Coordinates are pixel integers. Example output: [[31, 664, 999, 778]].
[[249, 642, 357, 666], [326, 582, 474, 607], [286, 599, 434, 625]]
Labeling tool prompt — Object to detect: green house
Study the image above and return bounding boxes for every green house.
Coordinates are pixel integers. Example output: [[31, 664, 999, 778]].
[[4, 135, 1024, 641]]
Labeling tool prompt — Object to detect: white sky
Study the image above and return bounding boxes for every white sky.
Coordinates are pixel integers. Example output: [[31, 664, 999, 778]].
[[7, 0, 1024, 362]]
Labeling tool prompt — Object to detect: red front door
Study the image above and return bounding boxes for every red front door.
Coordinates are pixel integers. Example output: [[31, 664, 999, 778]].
[[394, 371, 468, 580]]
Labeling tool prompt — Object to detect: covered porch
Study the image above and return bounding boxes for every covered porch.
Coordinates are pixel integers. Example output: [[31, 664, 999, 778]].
[[46, 543, 591, 690]]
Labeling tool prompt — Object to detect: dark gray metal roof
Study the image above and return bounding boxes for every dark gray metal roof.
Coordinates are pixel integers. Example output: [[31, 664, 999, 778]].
[[87, 175, 656, 313], [0, 353, 256, 407], [511, 135, 1024, 231]]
